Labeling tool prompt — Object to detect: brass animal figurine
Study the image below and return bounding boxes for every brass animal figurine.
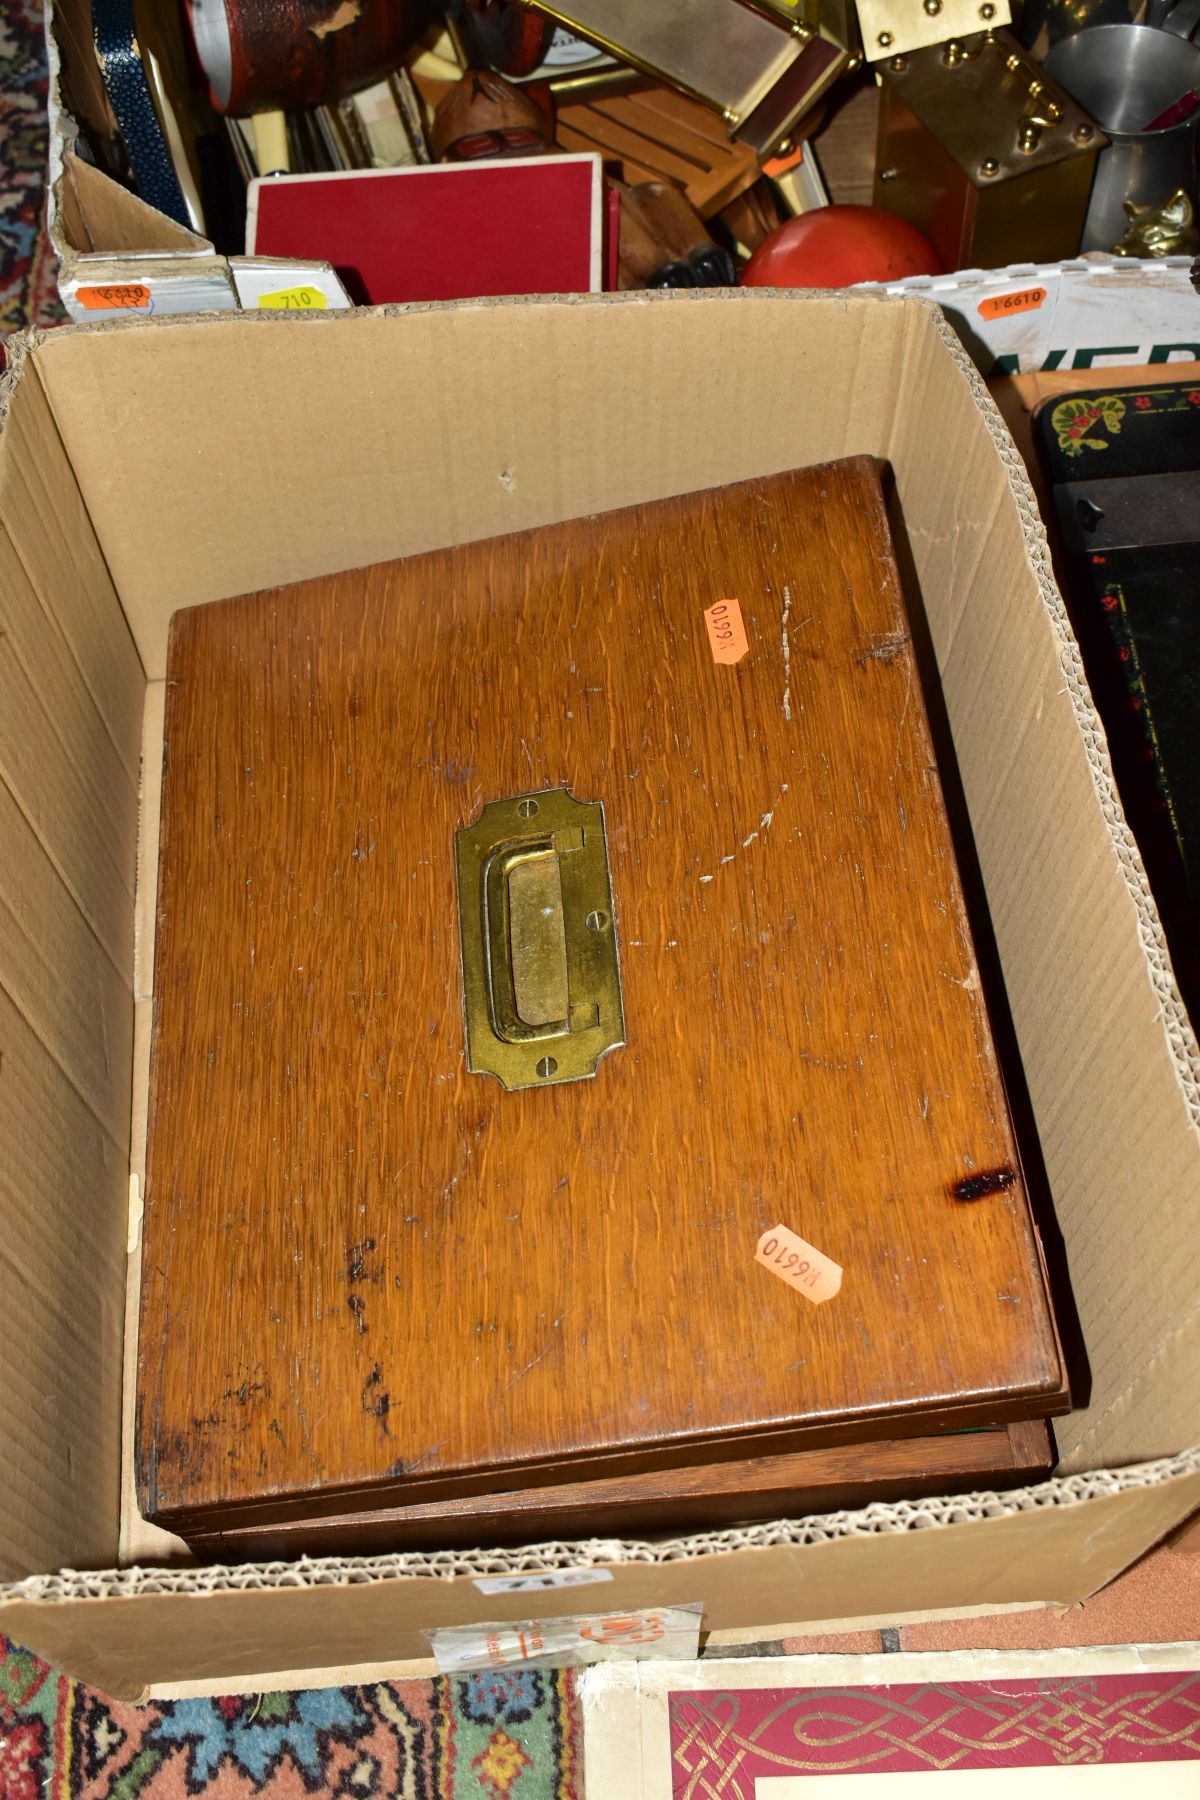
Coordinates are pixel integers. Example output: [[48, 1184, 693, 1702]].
[[1113, 188, 1200, 258]]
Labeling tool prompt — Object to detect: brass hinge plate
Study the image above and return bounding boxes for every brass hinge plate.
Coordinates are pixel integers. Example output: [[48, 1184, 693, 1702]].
[[859, 0, 1010, 61]]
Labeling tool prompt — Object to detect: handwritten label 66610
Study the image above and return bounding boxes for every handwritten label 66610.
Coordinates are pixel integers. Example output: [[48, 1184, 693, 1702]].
[[75, 282, 151, 312], [755, 1223, 842, 1303], [704, 597, 749, 665]]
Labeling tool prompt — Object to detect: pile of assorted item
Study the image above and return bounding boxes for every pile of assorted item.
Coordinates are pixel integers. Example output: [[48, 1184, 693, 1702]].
[[64, 0, 1200, 303]]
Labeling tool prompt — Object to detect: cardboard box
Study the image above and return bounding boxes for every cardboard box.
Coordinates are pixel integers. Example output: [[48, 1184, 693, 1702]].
[[580, 1645, 1200, 1796], [861, 258, 1200, 378], [49, 150, 352, 323], [1, 292, 1198, 1704], [45, 10, 350, 321]]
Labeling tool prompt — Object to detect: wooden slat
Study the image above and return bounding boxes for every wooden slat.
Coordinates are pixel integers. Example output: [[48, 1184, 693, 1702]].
[[557, 84, 758, 215], [201, 1422, 1056, 1557]]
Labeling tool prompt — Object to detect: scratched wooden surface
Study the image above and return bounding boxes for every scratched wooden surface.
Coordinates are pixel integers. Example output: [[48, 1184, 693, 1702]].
[[138, 457, 1067, 1535]]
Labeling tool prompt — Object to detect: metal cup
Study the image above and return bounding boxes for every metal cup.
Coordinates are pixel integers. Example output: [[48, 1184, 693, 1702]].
[[1044, 24, 1200, 250]]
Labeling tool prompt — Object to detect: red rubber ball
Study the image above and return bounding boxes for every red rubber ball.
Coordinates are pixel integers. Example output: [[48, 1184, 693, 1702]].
[[741, 206, 942, 288]]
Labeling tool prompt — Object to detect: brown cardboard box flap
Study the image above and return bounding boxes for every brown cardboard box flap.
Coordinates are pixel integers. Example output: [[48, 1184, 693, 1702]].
[[54, 154, 212, 260], [2, 1452, 1198, 1702]]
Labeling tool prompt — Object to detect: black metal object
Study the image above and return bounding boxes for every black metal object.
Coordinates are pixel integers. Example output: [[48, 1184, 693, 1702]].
[[1035, 380, 1200, 1021]]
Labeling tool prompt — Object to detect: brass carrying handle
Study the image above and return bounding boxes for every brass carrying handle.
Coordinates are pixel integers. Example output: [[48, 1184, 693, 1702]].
[[455, 788, 625, 1091], [482, 830, 603, 1046]]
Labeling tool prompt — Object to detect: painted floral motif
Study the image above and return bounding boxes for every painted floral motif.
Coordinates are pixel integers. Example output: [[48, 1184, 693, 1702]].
[[470, 1728, 530, 1797], [1051, 395, 1126, 457]]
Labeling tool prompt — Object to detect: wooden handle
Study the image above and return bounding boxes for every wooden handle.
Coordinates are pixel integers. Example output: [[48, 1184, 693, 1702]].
[[252, 109, 290, 175]]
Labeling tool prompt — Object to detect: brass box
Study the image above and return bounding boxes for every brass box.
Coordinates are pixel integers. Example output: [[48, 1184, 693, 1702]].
[[875, 30, 1105, 271], [526, 0, 856, 156], [858, 0, 1010, 61]]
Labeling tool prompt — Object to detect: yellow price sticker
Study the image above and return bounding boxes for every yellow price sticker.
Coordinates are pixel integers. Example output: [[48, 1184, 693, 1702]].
[[257, 286, 327, 311]]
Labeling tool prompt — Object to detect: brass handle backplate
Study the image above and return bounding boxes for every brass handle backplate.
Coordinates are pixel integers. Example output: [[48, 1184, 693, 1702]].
[[455, 788, 625, 1090]]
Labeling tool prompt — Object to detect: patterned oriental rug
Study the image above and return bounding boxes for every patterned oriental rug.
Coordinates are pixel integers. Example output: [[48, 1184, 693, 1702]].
[[1, 0, 66, 338], [1, 1636, 583, 1800]]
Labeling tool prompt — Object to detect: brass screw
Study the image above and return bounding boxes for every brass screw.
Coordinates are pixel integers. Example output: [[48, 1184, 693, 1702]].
[[1018, 121, 1041, 152], [944, 37, 965, 63], [923, 0, 942, 12], [1073, 122, 1094, 143], [776, 137, 795, 156], [888, 54, 908, 70], [980, 2, 995, 14], [877, 29, 894, 45], [980, 157, 1000, 177], [879, 166, 900, 181]]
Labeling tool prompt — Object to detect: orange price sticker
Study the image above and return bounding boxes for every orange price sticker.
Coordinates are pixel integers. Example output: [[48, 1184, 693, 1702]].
[[75, 283, 152, 312], [977, 286, 1047, 322], [580, 1612, 667, 1647], [704, 597, 749, 665], [763, 143, 806, 177], [755, 1223, 842, 1303]]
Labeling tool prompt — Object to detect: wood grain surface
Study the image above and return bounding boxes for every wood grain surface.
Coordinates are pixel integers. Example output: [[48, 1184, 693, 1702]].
[[197, 1422, 1054, 1557], [555, 85, 759, 216], [811, 73, 879, 208], [138, 458, 1067, 1535]]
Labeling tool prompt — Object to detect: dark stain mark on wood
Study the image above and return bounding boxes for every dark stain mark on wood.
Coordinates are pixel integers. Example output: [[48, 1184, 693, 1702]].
[[362, 1363, 391, 1422], [855, 632, 910, 667], [347, 1237, 380, 1283], [268, 1417, 287, 1449], [347, 1294, 368, 1334], [951, 1166, 1017, 1202], [222, 1374, 269, 1406]]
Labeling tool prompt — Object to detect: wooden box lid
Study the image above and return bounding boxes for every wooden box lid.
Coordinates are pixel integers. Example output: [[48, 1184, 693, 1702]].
[[137, 458, 1067, 1533]]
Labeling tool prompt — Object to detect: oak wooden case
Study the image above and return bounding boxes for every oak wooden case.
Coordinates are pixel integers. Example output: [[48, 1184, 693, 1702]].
[[137, 457, 1068, 1550]]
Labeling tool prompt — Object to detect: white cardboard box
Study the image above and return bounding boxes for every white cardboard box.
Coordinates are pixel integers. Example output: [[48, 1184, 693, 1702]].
[[861, 258, 1200, 376]]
